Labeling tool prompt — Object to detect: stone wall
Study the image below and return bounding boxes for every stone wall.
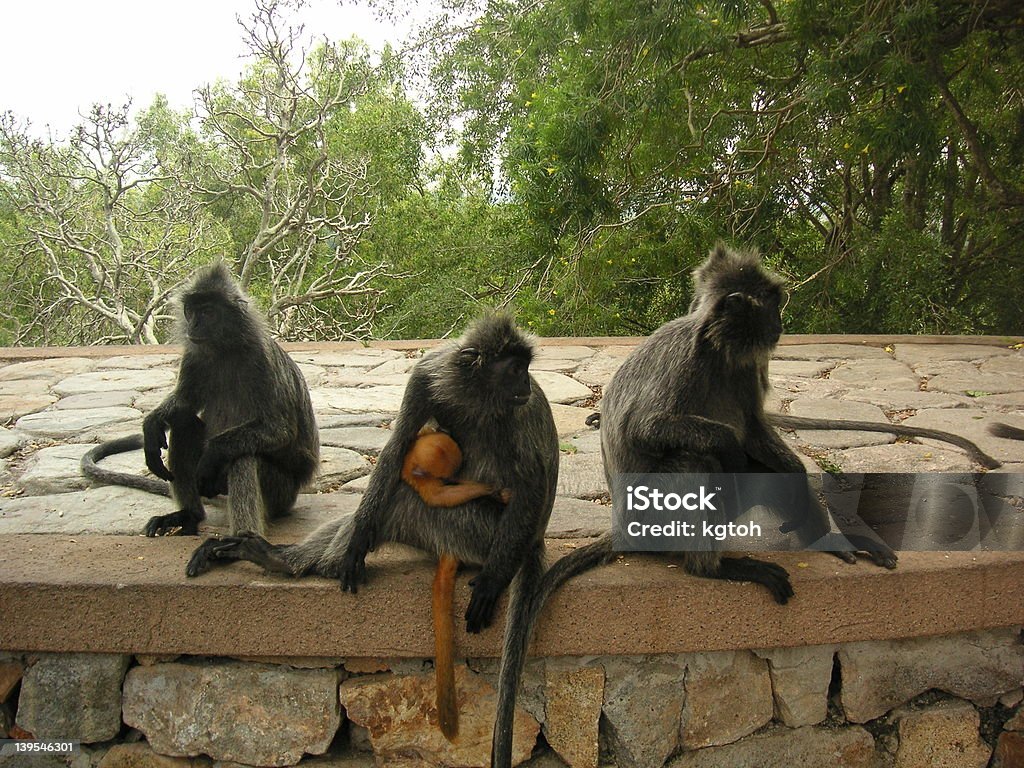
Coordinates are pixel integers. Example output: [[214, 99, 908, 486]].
[[1, 626, 1021, 768]]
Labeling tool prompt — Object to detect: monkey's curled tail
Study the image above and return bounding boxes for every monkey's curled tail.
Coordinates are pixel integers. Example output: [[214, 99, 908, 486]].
[[80, 434, 170, 497], [490, 534, 614, 768]]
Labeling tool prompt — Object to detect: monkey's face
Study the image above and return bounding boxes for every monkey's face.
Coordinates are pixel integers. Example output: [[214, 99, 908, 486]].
[[708, 278, 785, 354], [492, 354, 532, 408], [182, 294, 242, 346], [457, 347, 533, 410]]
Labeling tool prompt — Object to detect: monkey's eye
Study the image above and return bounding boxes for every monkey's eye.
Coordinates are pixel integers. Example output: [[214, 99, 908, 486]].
[[459, 347, 480, 365], [724, 292, 747, 307]]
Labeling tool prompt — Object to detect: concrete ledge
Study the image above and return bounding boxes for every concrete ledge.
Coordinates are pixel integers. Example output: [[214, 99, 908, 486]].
[[1, 533, 1022, 657]]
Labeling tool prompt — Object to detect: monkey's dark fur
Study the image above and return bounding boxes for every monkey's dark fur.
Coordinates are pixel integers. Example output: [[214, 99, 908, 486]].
[[188, 314, 559, 754], [989, 423, 1024, 442], [488, 244, 900, 768], [80, 262, 319, 545]]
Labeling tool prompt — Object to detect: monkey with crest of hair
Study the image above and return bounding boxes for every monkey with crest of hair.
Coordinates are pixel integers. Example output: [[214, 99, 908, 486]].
[[488, 243, 1024, 767], [489, 245, 900, 767], [187, 313, 559, 752], [81, 262, 320, 557]]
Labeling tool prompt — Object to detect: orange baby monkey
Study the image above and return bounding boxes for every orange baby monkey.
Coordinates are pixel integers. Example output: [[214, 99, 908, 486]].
[[402, 429, 510, 741]]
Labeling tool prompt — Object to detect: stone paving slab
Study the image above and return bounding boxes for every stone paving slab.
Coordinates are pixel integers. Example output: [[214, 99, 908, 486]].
[[928, 370, 1024, 396], [773, 344, 890, 361], [15, 406, 142, 439], [0, 335, 1022, 549], [903, 410, 1024, 463], [892, 343, 1016, 365], [0, 486, 169, 535], [786, 399, 895, 448], [828, 444, 977, 474], [0, 357, 96, 381], [979, 353, 1024, 376], [828, 360, 920, 391], [0, 393, 57, 422], [17, 443, 138, 495], [319, 426, 392, 455], [53, 368, 176, 396]]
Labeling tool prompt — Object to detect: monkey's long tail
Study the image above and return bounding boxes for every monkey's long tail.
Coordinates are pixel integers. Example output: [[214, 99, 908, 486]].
[[769, 414, 1002, 470], [490, 533, 614, 768], [80, 434, 170, 497], [433, 554, 460, 741]]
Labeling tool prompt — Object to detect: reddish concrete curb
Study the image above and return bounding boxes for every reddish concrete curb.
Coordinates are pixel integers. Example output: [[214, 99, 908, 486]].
[[1, 534, 1021, 658]]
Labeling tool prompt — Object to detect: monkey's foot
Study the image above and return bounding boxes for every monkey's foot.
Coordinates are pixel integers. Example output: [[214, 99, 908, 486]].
[[186, 532, 292, 577], [338, 527, 375, 593], [465, 573, 502, 633], [143, 510, 201, 537], [338, 550, 369, 594], [818, 533, 898, 569], [716, 556, 794, 605], [844, 535, 899, 569]]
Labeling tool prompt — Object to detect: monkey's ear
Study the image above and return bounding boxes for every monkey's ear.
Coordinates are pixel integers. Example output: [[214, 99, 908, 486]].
[[710, 242, 731, 261]]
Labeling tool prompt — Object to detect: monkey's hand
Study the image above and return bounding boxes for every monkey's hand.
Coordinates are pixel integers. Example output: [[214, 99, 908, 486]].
[[196, 449, 228, 498], [465, 574, 503, 633], [143, 419, 173, 481], [494, 487, 513, 505]]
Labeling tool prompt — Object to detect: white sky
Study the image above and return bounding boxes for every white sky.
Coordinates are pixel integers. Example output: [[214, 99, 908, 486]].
[[2, 0, 412, 136]]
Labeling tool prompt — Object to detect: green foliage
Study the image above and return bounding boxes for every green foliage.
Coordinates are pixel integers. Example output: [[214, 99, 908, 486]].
[[2, 0, 1023, 346], [427, 0, 1024, 336]]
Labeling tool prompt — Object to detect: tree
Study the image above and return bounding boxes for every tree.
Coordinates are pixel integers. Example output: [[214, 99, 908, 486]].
[[426, 0, 1024, 335], [0, 103, 225, 344], [0, 0, 426, 344], [184, 0, 408, 340]]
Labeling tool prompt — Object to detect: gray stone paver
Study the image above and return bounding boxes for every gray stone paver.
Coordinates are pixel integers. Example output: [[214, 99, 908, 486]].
[[927, 371, 1024, 396], [769, 377, 848, 402], [768, 360, 835, 379], [0, 338, 1021, 535], [315, 446, 372, 489], [0, 486, 169, 534], [296, 362, 328, 387], [829, 444, 977, 474], [0, 428, 23, 458], [892, 343, 1014, 365], [0, 393, 58, 422], [533, 371, 594, 404], [15, 406, 142, 439], [786, 399, 895, 448], [773, 344, 890, 361], [53, 368, 176, 396], [903, 409, 1024, 463], [978, 353, 1024, 376], [320, 426, 391, 455], [550, 404, 595, 438], [0, 378, 53, 396], [51, 390, 138, 410], [828, 360, 920, 391], [310, 385, 406, 413], [0, 357, 96, 381], [93, 353, 180, 370], [842, 389, 971, 412]]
